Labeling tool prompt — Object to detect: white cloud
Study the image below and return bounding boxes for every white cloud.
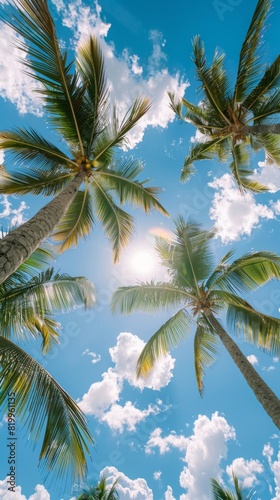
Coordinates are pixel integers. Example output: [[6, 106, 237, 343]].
[[253, 161, 280, 193], [82, 348, 101, 364], [0, 479, 49, 500], [179, 413, 236, 500], [0, 24, 42, 116], [145, 412, 236, 500], [263, 443, 280, 500], [101, 401, 160, 433], [109, 332, 175, 390], [208, 174, 275, 243], [0, 196, 28, 227], [145, 427, 189, 455], [247, 354, 259, 365], [78, 368, 120, 416], [52, 0, 189, 149], [226, 457, 263, 489], [78, 332, 175, 432], [164, 485, 176, 499], [100, 466, 153, 499], [153, 471, 161, 481]]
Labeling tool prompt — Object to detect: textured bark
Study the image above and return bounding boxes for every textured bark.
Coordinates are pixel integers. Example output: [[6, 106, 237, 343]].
[[0, 171, 86, 284], [244, 123, 280, 135], [207, 313, 280, 429]]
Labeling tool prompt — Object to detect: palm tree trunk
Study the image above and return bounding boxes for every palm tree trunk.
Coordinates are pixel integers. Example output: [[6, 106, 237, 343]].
[[245, 124, 280, 135], [0, 170, 86, 284], [207, 312, 280, 429]]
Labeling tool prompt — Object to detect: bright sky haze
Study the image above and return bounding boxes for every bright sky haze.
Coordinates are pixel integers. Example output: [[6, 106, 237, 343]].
[[1, 0, 280, 499]]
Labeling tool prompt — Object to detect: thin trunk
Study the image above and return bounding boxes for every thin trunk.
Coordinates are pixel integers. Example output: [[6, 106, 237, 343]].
[[0, 170, 86, 284], [207, 312, 280, 429], [245, 124, 280, 135]]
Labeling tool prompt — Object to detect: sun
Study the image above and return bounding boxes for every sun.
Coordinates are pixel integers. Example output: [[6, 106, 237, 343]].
[[129, 250, 157, 277]]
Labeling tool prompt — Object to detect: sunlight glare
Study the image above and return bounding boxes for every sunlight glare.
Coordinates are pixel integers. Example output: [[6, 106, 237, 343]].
[[130, 250, 156, 277]]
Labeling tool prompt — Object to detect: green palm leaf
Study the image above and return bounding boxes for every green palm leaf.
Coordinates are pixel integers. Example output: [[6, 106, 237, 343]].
[[76, 36, 110, 154], [90, 177, 134, 262], [93, 97, 151, 163], [229, 143, 267, 192], [52, 186, 95, 252], [0, 167, 73, 196], [211, 290, 280, 355], [4, 0, 86, 151], [136, 309, 193, 377], [194, 318, 219, 395], [211, 474, 245, 500], [0, 267, 95, 350], [243, 55, 280, 111], [0, 128, 74, 171], [234, 0, 271, 103], [111, 282, 192, 314], [192, 35, 232, 123], [208, 251, 280, 294], [252, 134, 280, 164], [97, 159, 168, 215], [252, 88, 280, 124], [181, 137, 230, 182], [0, 337, 93, 480]]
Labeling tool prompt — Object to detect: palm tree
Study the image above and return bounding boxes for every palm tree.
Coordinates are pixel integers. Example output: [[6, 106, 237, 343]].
[[0, 246, 96, 480], [111, 216, 280, 429], [0, 0, 168, 285], [169, 0, 280, 191], [211, 473, 253, 500], [76, 476, 119, 499]]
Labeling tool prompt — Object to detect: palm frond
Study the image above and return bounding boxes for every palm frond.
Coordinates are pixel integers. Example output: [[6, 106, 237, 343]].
[[251, 88, 280, 125], [111, 282, 192, 314], [192, 35, 232, 124], [243, 55, 280, 111], [169, 216, 214, 290], [229, 143, 268, 192], [0, 128, 74, 171], [97, 159, 168, 216], [211, 475, 243, 500], [76, 35, 110, 153], [136, 309, 193, 377], [0, 167, 73, 196], [181, 137, 230, 182], [0, 337, 93, 480], [90, 177, 134, 262], [252, 134, 280, 165], [0, 268, 95, 348], [208, 251, 280, 294], [93, 97, 151, 163], [168, 92, 210, 127], [52, 186, 95, 252], [212, 290, 280, 355], [194, 318, 219, 395], [4, 0, 87, 150], [234, 0, 271, 103]]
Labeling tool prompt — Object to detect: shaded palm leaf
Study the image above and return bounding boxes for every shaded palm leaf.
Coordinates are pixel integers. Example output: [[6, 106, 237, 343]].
[[52, 186, 95, 252], [234, 0, 271, 103], [194, 318, 219, 395], [0, 337, 93, 480], [229, 143, 267, 192], [76, 36, 110, 154], [76, 476, 120, 499], [136, 309, 192, 377], [243, 54, 280, 111], [4, 0, 86, 150], [192, 35, 231, 123], [181, 137, 230, 182]]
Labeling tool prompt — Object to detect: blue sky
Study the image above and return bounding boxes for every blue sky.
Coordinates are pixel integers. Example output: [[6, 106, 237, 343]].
[[1, 0, 280, 498]]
